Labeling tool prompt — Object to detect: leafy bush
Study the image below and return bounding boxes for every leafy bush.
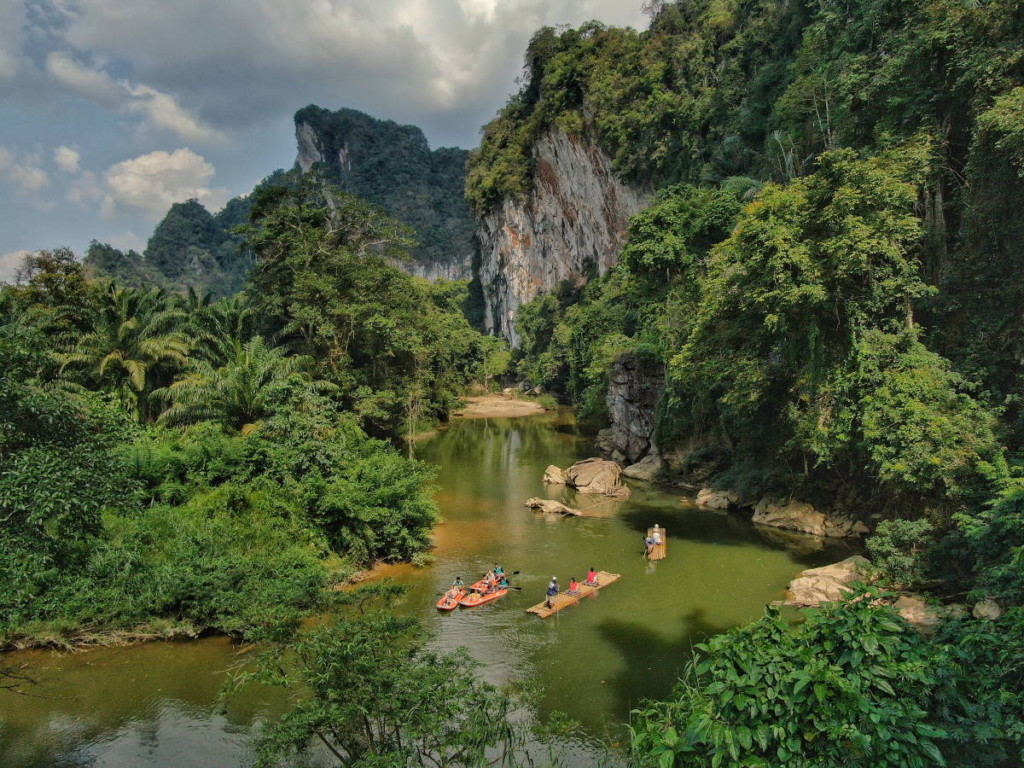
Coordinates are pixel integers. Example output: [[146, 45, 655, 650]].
[[631, 591, 953, 768], [866, 518, 936, 588]]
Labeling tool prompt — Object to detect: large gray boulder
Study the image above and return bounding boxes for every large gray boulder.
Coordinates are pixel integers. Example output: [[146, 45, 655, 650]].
[[564, 458, 631, 498], [754, 498, 828, 536], [696, 488, 738, 512], [623, 452, 664, 481], [786, 555, 871, 606]]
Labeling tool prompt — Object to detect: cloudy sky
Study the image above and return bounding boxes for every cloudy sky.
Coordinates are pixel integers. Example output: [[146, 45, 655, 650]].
[[0, 0, 649, 281]]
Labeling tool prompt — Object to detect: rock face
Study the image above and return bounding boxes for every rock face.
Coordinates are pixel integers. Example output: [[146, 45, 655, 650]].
[[294, 105, 474, 281], [476, 127, 648, 346], [786, 556, 871, 606], [605, 350, 664, 465]]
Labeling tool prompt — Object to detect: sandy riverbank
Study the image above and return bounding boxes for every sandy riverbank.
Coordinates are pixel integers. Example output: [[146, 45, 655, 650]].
[[455, 393, 547, 419]]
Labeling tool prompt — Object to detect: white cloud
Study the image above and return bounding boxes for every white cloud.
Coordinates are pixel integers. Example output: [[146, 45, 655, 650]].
[[102, 148, 228, 219], [45, 51, 225, 144], [51, 0, 649, 146], [0, 249, 31, 284], [0, 147, 51, 196], [54, 145, 81, 174]]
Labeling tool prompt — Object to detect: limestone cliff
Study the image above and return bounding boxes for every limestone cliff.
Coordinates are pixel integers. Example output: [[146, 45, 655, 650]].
[[475, 127, 648, 346], [294, 105, 474, 282]]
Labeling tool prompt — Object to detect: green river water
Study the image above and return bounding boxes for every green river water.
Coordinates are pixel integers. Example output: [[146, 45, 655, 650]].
[[0, 409, 855, 767]]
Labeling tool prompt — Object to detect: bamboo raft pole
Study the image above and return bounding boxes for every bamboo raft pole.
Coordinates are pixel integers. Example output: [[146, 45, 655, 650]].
[[525, 571, 621, 619], [646, 526, 667, 561]]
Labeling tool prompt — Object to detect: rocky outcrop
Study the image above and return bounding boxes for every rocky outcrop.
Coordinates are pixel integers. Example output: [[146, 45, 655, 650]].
[[524, 498, 581, 516], [786, 556, 871, 606], [752, 498, 869, 538], [605, 350, 664, 465], [543, 458, 630, 498], [476, 127, 648, 346], [623, 452, 663, 481], [696, 488, 738, 512]]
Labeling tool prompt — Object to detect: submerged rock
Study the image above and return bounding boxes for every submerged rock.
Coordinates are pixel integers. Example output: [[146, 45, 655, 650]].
[[524, 498, 580, 516], [785, 555, 871, 606]]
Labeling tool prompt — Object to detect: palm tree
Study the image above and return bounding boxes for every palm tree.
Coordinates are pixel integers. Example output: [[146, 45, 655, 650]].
[[59, 284, 191, 420], [152, 336, 333, 430]]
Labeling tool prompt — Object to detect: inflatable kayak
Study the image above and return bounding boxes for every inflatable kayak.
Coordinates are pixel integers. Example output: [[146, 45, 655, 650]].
[[437, 587, 466, 611], [458, 587, 508, 607]]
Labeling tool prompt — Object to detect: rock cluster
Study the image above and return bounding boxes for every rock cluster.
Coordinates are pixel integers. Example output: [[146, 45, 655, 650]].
[[542, 458, 631, 498]]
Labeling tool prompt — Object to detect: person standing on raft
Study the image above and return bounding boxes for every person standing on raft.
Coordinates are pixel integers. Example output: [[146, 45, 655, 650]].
[[545, 576, 559, 609]]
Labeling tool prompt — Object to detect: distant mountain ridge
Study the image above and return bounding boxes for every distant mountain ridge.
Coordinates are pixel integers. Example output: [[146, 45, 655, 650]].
[[85, 106, 474, 295]]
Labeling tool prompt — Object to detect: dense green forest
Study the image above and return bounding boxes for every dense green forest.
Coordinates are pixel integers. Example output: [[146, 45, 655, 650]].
[[0, 179, 498, 650], [469, 0, 1023, 765]]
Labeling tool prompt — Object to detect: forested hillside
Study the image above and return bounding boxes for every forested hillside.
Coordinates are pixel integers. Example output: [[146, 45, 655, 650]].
[[469, 1, 1023, 764], [0, 178, 497, 650]]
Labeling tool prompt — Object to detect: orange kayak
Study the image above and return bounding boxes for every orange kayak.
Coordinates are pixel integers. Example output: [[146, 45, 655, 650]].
[[458, 587, 508, 607], [437, 587, 466, 611]]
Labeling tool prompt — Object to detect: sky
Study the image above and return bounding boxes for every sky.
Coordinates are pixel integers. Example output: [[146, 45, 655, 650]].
[[0, 0, 650, 282]]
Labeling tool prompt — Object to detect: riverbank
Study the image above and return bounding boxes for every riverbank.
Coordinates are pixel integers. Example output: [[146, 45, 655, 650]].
[[455, 392, 548, 419]]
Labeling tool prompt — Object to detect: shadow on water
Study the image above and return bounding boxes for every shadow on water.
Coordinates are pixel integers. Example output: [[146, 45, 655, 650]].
[[596, 607, 736, 722]]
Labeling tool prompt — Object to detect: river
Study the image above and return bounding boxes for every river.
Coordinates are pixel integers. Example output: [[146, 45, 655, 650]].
[[0, 408, 854, 767]]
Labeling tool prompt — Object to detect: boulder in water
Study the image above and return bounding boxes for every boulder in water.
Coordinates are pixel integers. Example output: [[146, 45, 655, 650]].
[[696, 487, 738, 512], [564, 458, 630, 498]]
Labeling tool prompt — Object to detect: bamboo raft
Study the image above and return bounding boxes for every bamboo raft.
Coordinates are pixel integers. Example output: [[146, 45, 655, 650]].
[[525, 571, 621, 618], [646, 526, 667, 561]]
